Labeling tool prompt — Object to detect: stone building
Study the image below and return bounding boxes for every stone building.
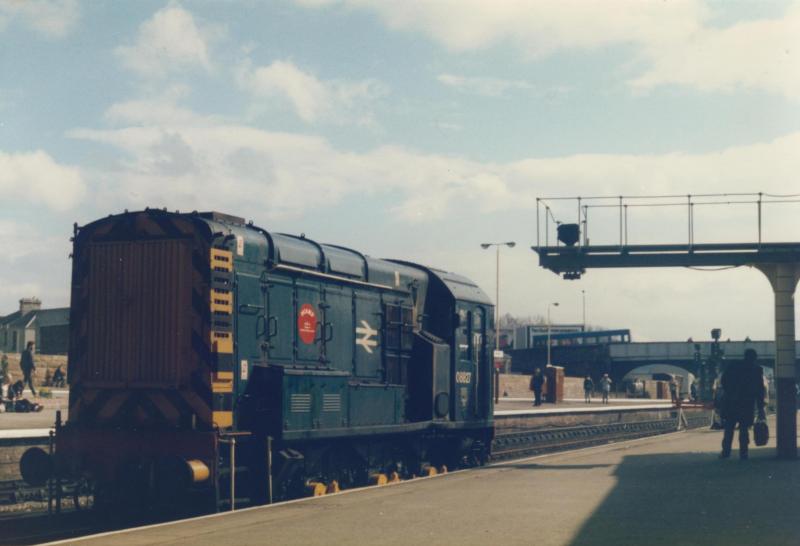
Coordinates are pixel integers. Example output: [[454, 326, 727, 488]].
[[0, 297, 69, 355]]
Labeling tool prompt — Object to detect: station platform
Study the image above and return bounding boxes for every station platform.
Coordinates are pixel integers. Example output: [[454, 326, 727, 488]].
[[59, 415, 797, 546]]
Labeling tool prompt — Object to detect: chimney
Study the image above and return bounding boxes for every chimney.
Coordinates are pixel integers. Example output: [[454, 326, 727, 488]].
[[19, 297, 42, 316]]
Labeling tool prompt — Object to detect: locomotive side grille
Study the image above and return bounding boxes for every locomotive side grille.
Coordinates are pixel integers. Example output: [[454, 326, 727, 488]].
[[322, 393, 341, 412], [85, 239, 192, 387], [290, 394, 312, 413]]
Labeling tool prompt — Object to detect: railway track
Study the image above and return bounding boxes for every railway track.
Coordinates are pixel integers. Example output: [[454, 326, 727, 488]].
[[492, 411, 710, 461], [0, 411, 711, 545]]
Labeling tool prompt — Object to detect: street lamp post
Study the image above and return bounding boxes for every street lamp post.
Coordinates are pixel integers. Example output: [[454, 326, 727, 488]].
[[547, 302, 559, 366], [481, 241, 516, 404], [581, 290, 586, 331]]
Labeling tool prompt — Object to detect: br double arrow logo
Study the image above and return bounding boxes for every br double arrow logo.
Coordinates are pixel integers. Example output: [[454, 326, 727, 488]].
[[355, 320, 378, 353]]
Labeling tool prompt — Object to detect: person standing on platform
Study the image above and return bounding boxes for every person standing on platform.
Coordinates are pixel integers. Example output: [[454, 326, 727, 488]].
[[719, 348, 765, 460], [669, 375, 679, 405], [599, 373, 612, 404], [20, 342, 37, 397], [583, 375, 594, 404], [530, 368, 546, 407]]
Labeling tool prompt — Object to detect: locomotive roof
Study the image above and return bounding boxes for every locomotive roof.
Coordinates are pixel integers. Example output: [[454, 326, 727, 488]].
[[389, 261, 493, 306], [77, 211, 483, 298]]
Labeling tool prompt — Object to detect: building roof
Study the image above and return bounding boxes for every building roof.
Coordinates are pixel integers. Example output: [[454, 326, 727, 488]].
[[0, 310, 22, 327], [30, 308, 70, 327], [0, 308, 69, 329]]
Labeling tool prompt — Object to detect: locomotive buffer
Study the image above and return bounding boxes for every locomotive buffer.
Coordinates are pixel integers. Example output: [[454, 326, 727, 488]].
[[533, 194, 800, 460]]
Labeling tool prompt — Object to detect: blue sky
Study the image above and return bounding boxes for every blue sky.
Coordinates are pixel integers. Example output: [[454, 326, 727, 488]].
[[1, 0, 799, 341]]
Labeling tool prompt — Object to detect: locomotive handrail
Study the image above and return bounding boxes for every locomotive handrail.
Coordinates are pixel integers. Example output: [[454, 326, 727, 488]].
[[272, 264, 399, 291]]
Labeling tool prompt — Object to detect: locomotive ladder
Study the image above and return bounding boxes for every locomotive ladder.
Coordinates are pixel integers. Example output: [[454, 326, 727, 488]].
[[216, 431, 253, 511]]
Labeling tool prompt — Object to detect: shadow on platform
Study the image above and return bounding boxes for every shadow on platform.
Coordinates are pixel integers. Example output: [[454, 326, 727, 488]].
[[568, 439, 800, 546], [499, 463, 614, 471]]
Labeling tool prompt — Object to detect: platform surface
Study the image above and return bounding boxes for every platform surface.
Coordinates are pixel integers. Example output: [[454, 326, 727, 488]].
[[63, 415, 798, 546]]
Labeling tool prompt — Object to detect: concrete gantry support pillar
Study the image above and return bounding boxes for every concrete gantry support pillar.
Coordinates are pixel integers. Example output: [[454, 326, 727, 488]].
[[757, 263, 800, 459]]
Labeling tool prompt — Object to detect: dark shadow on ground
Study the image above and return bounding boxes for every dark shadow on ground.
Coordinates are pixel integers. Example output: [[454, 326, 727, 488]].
[[569, 435, 800, 546], [498, 463, 613, 471]]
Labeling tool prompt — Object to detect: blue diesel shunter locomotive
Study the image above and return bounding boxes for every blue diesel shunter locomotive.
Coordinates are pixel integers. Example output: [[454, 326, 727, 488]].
[[23, 210, 494, 508]]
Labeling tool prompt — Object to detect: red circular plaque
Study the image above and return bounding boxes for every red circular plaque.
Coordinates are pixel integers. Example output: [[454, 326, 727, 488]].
[[298, 304, 317, 344]]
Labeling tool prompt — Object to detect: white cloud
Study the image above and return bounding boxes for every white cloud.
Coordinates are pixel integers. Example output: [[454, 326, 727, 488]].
[[437, 73, 532, 97], [0, 0, 79, 38], [0, 221, 65, 262], [631, 5, 800, 97], [297, 1, 800, 99], [437, 73, 571, 99], [104, 85, 217, 126], [69, 96, 800, 237], [116, 5, 218, 78], [236, 59, 388, 124], [0, 150, 85, 211]]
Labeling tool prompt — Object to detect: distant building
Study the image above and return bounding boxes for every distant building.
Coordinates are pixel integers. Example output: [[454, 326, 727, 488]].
[[0, 298, 69, 355], [514, 323, 586, 350]]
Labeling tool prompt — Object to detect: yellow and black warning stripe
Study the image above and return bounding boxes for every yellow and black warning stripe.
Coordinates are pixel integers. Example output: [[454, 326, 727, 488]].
[[209, 246, 235, 429]]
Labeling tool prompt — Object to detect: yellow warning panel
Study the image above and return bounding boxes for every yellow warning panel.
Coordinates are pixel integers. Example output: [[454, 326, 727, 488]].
[[213, 411, 233, 428], [210, 289, 233, 313], [211, 248, 233, 272], [212, 370, 233, 393], [211, 331, 233, 354]]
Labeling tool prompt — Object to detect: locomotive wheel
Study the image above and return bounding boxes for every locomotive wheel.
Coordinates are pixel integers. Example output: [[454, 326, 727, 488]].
[[320, 444, 367, 489]]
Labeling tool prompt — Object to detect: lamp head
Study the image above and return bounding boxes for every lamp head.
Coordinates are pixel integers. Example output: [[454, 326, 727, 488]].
[[506, 242, 516, 248], [480, 243, 491, 249]]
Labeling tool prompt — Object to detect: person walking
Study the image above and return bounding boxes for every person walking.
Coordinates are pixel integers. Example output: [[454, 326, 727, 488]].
[[20, 342, 37, 397], [583, 375, 594, 404], [599, 373, 612, 404], [719, 348, 766, 460], [530, 368, 546, 407]]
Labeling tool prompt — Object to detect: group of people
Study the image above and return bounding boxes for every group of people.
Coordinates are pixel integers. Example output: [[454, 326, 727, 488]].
[[531, 349, 767, 460], [529, 369, 613, 406], [1, 342, 55, 413], [582, 374, 613, 404]]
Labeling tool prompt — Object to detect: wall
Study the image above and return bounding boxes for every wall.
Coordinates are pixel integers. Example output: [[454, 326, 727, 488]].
[[498, 374, 672, 400], [1, 352, 68, 384]]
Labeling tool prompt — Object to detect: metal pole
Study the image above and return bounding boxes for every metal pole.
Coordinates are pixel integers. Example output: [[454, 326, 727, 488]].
[[230, 437, 236, 511], [536, 199, 540, 249], [624, 205, 628, 246], [757, 192, 762, 245], [47, 430, 54, 516], [547, 305, 552, 366], [495, 245, 501, 404], [545, 207, 550, 247], [582, 290, 586, 331], [55, 410, 61, 514], [583, 206, 589, 246], [267, 436, 273, 504], [495, 245, 500, 352]]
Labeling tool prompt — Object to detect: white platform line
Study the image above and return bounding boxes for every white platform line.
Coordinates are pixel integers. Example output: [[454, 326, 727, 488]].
[[495, 404, 676, 416], [0, 428, 52, 439], [499, 397, 672, 404]]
